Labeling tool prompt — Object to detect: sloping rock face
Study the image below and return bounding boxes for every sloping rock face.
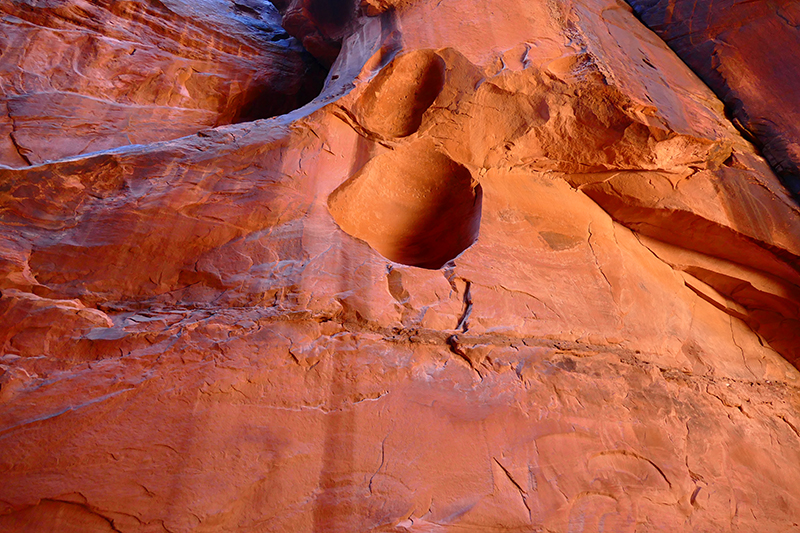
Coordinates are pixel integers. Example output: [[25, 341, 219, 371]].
[[0, 0, 325, 167], [2, 1, 800, 532], [626, 0, 800, 199]]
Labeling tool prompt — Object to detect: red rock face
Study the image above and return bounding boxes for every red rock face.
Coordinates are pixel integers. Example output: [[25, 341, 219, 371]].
[[0, 0, 325, 167], [2, 1, 800, 532], [626, 0, 800, 199], [271, 0, 357, 67]]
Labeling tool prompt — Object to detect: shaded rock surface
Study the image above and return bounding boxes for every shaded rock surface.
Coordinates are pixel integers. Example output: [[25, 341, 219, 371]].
[[0, 0, 326, 167], [1, 0, 800, 532], [271, 0, 357, 67], [626, 0, 800, 198]]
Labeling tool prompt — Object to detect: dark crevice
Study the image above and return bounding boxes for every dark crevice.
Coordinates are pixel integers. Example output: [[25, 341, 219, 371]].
[[232, 48, 329, 123], [456, 281, 472, 333], [230, 1, 332, 123]]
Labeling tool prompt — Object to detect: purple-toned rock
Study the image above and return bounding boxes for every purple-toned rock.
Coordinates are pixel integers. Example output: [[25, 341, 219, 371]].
[[626, 0, 800, 198]]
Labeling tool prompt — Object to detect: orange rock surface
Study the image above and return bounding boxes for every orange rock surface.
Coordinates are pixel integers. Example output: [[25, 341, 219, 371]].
[[1, 0, 800, 531], [0, 0, 325, 166]]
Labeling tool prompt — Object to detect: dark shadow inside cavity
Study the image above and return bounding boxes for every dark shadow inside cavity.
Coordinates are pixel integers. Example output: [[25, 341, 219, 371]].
[[230, 1, 331, 122], [232, 50, 328, 122], [328, 142, 483, 269], [307, 0, 356, 29]]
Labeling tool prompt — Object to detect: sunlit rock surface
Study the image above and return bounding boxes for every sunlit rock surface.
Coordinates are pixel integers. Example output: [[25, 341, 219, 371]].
[[1, 0, 800, 532]]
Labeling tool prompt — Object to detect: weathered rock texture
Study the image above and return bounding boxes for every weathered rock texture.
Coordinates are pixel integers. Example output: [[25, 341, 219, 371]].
[[626, 0, 800, 199], [0, 0, 325, 167], [2, 0, 800, 532]]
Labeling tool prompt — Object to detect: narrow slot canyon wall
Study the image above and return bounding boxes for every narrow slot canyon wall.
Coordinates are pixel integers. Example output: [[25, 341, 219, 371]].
[[1, 0, 800, 532]]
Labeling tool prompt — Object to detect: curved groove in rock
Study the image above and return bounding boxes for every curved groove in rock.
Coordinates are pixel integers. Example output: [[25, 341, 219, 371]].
[[328, 140, 482, 269]]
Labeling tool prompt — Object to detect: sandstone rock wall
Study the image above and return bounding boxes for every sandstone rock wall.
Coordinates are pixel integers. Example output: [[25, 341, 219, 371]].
[[626, 0, 800, 199], [1, 1, 800, 532], [0, 0, 325, 167]]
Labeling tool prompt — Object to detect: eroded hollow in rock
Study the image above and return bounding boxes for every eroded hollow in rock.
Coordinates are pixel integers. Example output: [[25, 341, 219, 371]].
[[356, 49, 446, 138], [328, 141, 482, 269]]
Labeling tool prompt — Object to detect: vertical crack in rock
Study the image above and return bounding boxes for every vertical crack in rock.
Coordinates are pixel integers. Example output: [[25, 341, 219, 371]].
[[3, 99, 31, 166], [728, 315, 755, 380], [493, 457, 533, 522], [367, 434, 388, 494], [586, 222, 613, 295], [7, 128, 31, 168], [446, 334, 483, 379], [456, 280, 473, 333]]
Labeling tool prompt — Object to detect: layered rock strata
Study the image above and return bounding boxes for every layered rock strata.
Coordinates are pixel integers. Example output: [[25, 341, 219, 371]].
[[0, 0, 325, 167], [1, 0, 800, 532]]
